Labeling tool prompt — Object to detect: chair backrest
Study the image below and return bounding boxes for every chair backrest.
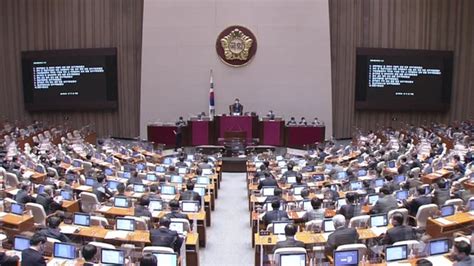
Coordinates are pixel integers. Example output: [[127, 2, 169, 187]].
[[336, 243, 368, 259], [416, 204, 438, 229], [124, 216, 148, 230], [44, 237, 60, 255], [5, 172, 19, 188], [387, 208, 409, 225], [305, 219, 323, 232], [143, 246, 174, 254], [393, 240, 424, 254], [273, 247, 307, 266], [25, 203, 47, 225], [410, 167, 421, 178], [82, 162, 92, 172], [89, 241, 116, 250], [80, 192, 100, 213], [90, 216, 109, 227], [444, 199, 464, 210], [0, 166, 7, 178], [46, 167, 59, 178], [170, 218, 191, 232], [348, 215, 370, 228]]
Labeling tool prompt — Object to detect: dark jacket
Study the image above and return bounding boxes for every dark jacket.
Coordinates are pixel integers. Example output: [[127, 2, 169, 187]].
[[433, 188, 450, 206], [39, 228, 71, 243], [339, 204, 362, 221], [0, 252, 19, 266], [382, 225, 417, 245], [134, 205, 152, 218], [258, 177, 278, 190], [92, 183, 114, 202], [35, 193, 54, 214], [179, 190, 202, 203], [15, 189, 34, 204], [164, 211, 189, 221], [372, 195, 398, 214], [21, 248, 46, 266], [149, 227, 183, 254], [262, 210, 289, 226], [404, 195, 433, 217], [325, 227, 359, 255], [272, 237, 305, 253]]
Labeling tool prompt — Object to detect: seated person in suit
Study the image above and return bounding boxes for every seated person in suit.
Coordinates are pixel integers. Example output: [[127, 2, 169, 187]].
[[179, 182, 202, 203], [150, 217, 183, 254], [452, 155, 466, 175], [371, 186, 398, 214], [338, 192, 362, 221], [164, 200, 189, 221], [290, 173, 307, 189], [36, 185, 62, 215], [303, 197, 325, 222], [282, 163, 298, 182], [198, 156, 213, 170], [403, 186, 433, 217], [433, 178, 450, 206], [265, 188, 286, 206], [139, 254, 158, 266], [21, 233, 47, 266], [81, 244, 98, 266], [287, 117, 297, 126], [254, 164, 270, 181], [381, 212, 417, 245], [148, 184, 161, 199], [92, 174, 114, 202], [0, 251, 19, 266], [15, 181, 35, 204], [115, 182, 126, 197], [175, 156, 187, 168], [126, 171, 143, 186], [135, 195, 152, 219], [272, 223, 305, 252], [323, 183, 340, 203], [450, 241, 473, 266], [262, 200, 289, 227], [325, 215, 359, 256], [258, 172, 278, 190], [229, 98, 243, 115], [39, 216, 71, 242]]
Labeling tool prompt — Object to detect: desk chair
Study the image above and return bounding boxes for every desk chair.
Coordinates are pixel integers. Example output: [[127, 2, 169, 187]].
[[47, 167, 59, 179], [90, 216, 109, 227], [82, 161, 92, 172], [349, 215, 370, 228], [143, 246, 174, 254], [89, 241, 116, 250], [408, 204, 437, 230], [336, 244, 367, 260], [0, 166, 6, 179], [272, 247, 306, 266], [124, 216, 148, 230], [388, 208, 409, 225], [305, 220, 322, 232], [410, 167, 421, 178], [393, 240, 424, 254], [5, 172, 19, 188], [25, 203, 47, 226], [444, 198, 464, 211], [80, 192, 100, 213]]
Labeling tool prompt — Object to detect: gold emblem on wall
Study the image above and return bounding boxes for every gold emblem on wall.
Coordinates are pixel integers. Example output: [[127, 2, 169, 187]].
[[216, 26, 257, 67]]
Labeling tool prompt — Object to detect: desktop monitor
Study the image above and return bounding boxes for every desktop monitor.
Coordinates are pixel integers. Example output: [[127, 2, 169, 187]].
[[202, 168, 213, 175], [101, 249, 125, 265], [293, 186, 306, 196], [374, 178, 384, 188], [350, 181, 363, 191], [85, 178, 96, 186], [388, 161, 396, 168], [61, 190, 74, 200], [337, 198, 347, 209], [323, 219, 336, 232], [116, 218, 135, 231], [469, 199, 474, 211], [153, 252, 178, 266], [262, 187, 275, 196], [37, 185, 45, 194], [104, 168, 114, 176], [440, 205, 455, 217], [11, 203, 24, 215], [358, 169, 367, 177], [149, 199, 163, 211], [302, 200, 312, 211], [272, 221, 291, 235], [429, 239, 450, 256], [178, 168, 187, 175], [395, 190, 409, 201], [196, 176, 210, 185], [35, 165, 45, 173], [385, 245, 408, 262], [395, 175, 406, 184], [181, 201, 200, 213], [312, 174, 324, 182], [194, 187, 206, 197], [367, 194, 379, 206], [53, 242, 76, 260], [286, 176, 297, 184], [170, 175, 183, 183], [146, 173, 157, 181], [114, 196, 129, 208], [123, 172, 131, 179], [136, 163, 145, 171], [161, 185, 176, 195], [370, 214, 388, 227], [133, 184, 145, 193], [280, 253, 306, 266], [107, 180, 120, 190], [333, 250, 358, 266], [337, 171, 348, 180], [169, 221, 185, 234], [14, 236, 30, 251], [163, 158, 173, 165], [72, 161, 81, 168], [73, 213, 90, 226], [155, 166, 166, 173]]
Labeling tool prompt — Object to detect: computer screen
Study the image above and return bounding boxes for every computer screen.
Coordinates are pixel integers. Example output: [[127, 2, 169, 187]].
[[194, 187, 206, 196], [440, 205, 455, 217], [278, 161, 286, 167], [196, 177, 210, 185], [104, 168, 114, 176], [37, 185, 45, 194], [395, 175, 406, 184], [334, 250, 358, 266], [358, 169, 367, 177], [385, 245, 408, 262], [53, 242, 76, 259], [133, 184, 145, 193], [312, 174, 324, 181], [374, 178, 384, 188], [170, 175, 183, 183], [163, 158, 173, 165], [280, 254, 306, 266], [36, 165, 44, 173], [178, 168, 187, 175], [370, 214, 387, 227], [323, 220, 335, 232], [429, 239, 449, 256], [114, 197, 129, 208], [202, 168, 213, 175], [85, 178, 95, 186], [293, 186, 305, 196], [149, 200, 163, 211], [153, 253, 178, 266], [276, 156, 284, 161], [107, 180, 120, 190], [368, 194, 379, 205], [181, 201, 199, 213], [14, 236, 30, 251], [156, 166, 166, 173], [161, 185, 176, 195], [72, 161, 81, 168], [116, 218, 135, 231], [337, 171, 348, 180], [337, 198, 347, 209], [169, 222, 185, 234], [73, 213, 90, 226], [101, 249, 125, 265], [262, 187, 275, 196], [388, 161, 396, 168], [123, 172, 131, 179], [287, 176, 297, 184], [11, 203, 24, 215], [272, 221, 290, 235], [469, 199, 474, 211], [350, 181, 363, 191], [396, 190, 409, 201], [186, 154, 194, 161], [136, 163, 145, 171], [146, 173, 157, 181], [302, 200, 312, 211]]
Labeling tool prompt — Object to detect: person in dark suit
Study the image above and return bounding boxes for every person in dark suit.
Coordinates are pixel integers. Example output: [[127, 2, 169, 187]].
[[452, 155, 466, 175], [198, 156, 213, 170], [258, 172, 278, 190], [15, 182, 35, 204], [338, 192, 362, 221], [0, 251, 19, 266], [272, 223, 305, 252], [135, 195, 152, 219], [265, 188, 286, 207], [36, 186, 62, 215], [287, 117, 297, 126], [139, 254, 158, 266], [81, 244, 97, 266], [174, 117, 186, 151], [290, 173, 308, 189], [325, 215, 359, 256], [175, 156, 187, 168], [150, 217, 184, 254], [433, 179, 451, 206], [384, 175, 400, 193], [92, 174, 114, 202], [179, 182, 202, 204], [21, 233, 46, 266], [451, 241, 473, 266], [262, 200, 289, 227], [282, 163, 298, 182], [164, 200, 189, 221], [229, 98, 243, 115], [126, 171, 143, 186], [115, 183, 126, 197], [302, 197, 325, 222], [381, 212, 417, 245], [371, 186, 398, 214], [39, 216, 71, 242], [404, 187, 433, 217]]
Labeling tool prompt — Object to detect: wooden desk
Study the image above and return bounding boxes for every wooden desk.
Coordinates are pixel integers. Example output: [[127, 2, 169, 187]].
[[62, 200, 80, 213], [156, 211, 207, 248], [0, 212, 35, 239], [426, 212, 474, 238], [421, 169, 452, 184]]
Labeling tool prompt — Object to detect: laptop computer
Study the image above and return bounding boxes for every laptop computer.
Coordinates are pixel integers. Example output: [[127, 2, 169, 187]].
[[350, 181, 363, 191], [337, 198, 347, 210], [312, 174, 324, 181], [133, 184, 145, 193], [394, 175, 406, 184], [155, 165, 166, 173], [367, 194, 379, 206], [262, 187, 275, 196], [101, 249, 125, 265], [333, 249, 358, 266], [11, 236, 30, 257], [286, 176, 297, 184], [302, 200, 312, 211], [202, 168, 213, 175], [11, 203, 24, 215], [122, 171, 131, 179], [385, 245, 408, 264], [388, 160, 396, 168], [280, 253, 306, 266], [322, 219, 336, 240], [429, 239, 450, 256], [73, 213, 90, 227], [60, 190, 73, 201], [104, 168, 114, 176], [170, 175, 183, 183], [169, 221, 186, 235], [149, 199, 163, 212], [370, 214, 388, 227], [178, 168, 187, 175], [358, 169, 367, 177], [181, 201, 200, 213], [107, 180, 120, 191], [469, 198, 474, 211], [146, 173, 157, 181], [153, 252, 178, 266], [440, 205, 455, 217], [193, 187, 206, 196], [337, 171, 348, 180], [196, 176, 210, 185], [395, 190, 409, 201], [272, 221, 291, 235], [114, 196, 129, 208], [49, 242, 76, 264], [116, 218, 135, 231], [85, 178, 96, 186], [163, 158, 173, 165], [292, 186, 306, 196], [374, 178, 384, 188], [161, 185, 176, 195]]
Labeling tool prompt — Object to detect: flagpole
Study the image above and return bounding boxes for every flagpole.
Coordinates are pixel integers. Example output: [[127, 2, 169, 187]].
[[209, 69, 215, 120]]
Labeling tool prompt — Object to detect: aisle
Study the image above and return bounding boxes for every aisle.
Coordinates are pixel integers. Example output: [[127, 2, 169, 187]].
[[200, 172, 254, 266]]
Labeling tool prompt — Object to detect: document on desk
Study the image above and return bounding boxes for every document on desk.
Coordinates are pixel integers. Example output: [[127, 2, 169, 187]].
[[75, 185, 91, 191], [0, 212, 7, 218], [99, 206, 112, 212], [371, 227, 387, 236], [60, 225, 79, 234], [295, 211, 306, 219], [105, 231, 129, 239], [8, 189, 20, 195], [425, 255, 453, 266], [435, 217, 454, 225], [23, 171, 34, 178], [255, 196, 266, 203]]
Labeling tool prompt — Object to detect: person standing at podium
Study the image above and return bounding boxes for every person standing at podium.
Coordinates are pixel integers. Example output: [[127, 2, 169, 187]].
[[174, 116, 186, 151], [229, 98, 243, 115]]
